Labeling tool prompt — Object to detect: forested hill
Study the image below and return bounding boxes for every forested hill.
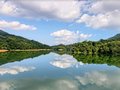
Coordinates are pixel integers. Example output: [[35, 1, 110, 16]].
[[52, 33, 120, 55], [0, 30, 50, 50], [108, 34, 120, 40]]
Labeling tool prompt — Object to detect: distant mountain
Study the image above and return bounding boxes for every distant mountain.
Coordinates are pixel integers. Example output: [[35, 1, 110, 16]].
[[0, 30, 50, 50], [108, 34, 120, 40], [0, 30, 9, 35]]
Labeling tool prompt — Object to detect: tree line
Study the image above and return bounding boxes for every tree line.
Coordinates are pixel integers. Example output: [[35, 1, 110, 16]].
[[52, 39, 120, 55]]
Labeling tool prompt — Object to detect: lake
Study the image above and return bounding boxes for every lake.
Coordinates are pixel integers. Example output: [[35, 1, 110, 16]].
[[0, 51, 120, 90]]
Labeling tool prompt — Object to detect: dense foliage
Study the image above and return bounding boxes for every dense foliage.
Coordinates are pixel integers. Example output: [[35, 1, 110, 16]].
[[52, 34, 120, 55], [0, 30, 50, 50]]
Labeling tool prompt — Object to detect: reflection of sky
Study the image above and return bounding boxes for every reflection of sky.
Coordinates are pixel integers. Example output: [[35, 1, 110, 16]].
[[0, 66, 35, 75], [1, 70, 120, 90], [75, 70, 120, 90], [50, 54, 84, 68], [0, 78, 79, 90], [0, 53, 120, 90]]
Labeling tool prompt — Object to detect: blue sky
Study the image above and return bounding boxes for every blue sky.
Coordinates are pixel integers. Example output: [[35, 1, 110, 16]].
[[0, 0, 120, 45]]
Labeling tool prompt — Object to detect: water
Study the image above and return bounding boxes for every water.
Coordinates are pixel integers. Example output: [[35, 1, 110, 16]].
[[0, 51, 120, 90]]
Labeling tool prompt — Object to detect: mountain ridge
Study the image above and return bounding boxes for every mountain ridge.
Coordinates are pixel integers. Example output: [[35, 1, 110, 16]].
[[108, 34, 120, 40], [0, 30, 50, 50]]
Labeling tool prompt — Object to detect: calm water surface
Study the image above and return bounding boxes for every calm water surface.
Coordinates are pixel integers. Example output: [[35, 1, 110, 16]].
[[0, 51, 120, 90]]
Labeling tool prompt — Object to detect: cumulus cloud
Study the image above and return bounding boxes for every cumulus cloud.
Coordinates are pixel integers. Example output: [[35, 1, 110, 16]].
[[0, 66, 35, 75], [0, 0, 17, 16], [88, 0, 120, 14], [51, 29, 92, 45], [76, 0, 120, 29], [0, 0, 84, 21], [50, 54, 84, 69], [1, 0, 120, 29], [76, 10, 120, 29], [0, 20, 37, 30]]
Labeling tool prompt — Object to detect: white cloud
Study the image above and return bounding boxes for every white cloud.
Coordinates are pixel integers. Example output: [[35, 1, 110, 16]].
[[0, 1, 18, 16], [76, 0, 120, 29], [0, 0, 84, 21], [1, 0, 120, 29], [51, 29, 92, 45], [0, 20, 37, 30], [88, 0, 120, 14], [0, 66, 35, 75], [76, 10, 120, 29], [50, 54, 84, 69]]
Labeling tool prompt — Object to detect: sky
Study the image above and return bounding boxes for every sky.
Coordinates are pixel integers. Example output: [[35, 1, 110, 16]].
[[0, 0, 120, 46]]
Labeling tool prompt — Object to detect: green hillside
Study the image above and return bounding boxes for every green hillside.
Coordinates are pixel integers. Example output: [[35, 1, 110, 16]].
[[108, 34, 120, 40], [0, 30, 50, 50], [52, 34, 120, 55]]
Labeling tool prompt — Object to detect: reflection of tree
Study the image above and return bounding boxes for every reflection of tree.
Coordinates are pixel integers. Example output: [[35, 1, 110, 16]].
[[0, 51, 50, 65], [72, 54, 120, 67], [53, 51, 120, 67]]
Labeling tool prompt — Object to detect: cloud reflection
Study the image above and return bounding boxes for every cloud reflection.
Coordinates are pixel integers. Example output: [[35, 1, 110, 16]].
[[0, 66, 35, 75], [50, 54, 84, 68], [0, 78, 79, 90], [1, 69, 120, 90], [0, 82, 12, 90], [75, 70, 120, 90]]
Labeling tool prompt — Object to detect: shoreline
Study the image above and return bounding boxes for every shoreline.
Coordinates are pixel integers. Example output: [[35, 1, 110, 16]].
[[0, 50, 9, 52], [0, 49, 51, 52]]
